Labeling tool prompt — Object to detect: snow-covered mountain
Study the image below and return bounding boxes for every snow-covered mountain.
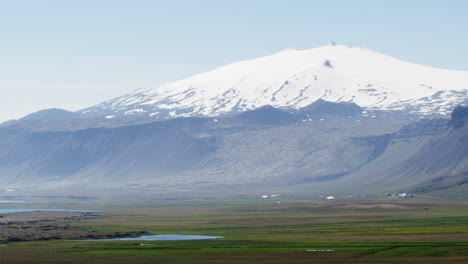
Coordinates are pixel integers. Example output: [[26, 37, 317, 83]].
[[79, 43, 468, 119]]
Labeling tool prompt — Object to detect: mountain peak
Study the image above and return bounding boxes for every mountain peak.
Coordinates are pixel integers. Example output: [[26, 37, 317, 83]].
[[78, 44, 468, 119], [277, 47, 298, 54]]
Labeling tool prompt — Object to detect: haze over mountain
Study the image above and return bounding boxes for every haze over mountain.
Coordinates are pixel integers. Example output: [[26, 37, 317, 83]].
[[1, 99, 466, 198], [0, 102, 402, 194], [78, 43, 468, 120]]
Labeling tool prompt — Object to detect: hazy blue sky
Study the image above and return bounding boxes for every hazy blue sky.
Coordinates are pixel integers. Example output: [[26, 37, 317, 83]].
[[1, 0, 468, 122]]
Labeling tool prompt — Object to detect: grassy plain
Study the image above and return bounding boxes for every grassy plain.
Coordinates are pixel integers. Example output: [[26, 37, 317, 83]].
[[1, 199, 468, 263]]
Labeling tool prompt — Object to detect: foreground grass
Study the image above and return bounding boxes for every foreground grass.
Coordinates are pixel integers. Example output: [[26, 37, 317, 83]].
[[1, 199, 468, 263]]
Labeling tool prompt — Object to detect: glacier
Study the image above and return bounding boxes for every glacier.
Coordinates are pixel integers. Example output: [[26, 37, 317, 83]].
[[79, 43, 468, 119]]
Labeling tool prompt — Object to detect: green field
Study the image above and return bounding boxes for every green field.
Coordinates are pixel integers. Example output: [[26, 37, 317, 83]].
[[1, 199, 468, 263]]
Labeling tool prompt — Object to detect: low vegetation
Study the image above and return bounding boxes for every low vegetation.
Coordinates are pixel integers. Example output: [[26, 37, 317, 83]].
[[1, 199, 468, 263], [0, 211, 146, 243]]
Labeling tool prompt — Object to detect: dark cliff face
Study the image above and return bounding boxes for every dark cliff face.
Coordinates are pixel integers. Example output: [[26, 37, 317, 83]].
[[449, 105, 468, 129], [339, 118, 448, 168], [396, 118, 448, 138]]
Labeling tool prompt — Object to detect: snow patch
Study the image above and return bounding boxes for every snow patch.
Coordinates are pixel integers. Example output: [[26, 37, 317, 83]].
[[124, 109, 146, 115]]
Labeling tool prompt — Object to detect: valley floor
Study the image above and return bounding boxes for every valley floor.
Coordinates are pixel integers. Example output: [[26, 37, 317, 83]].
[[1, 199, 468, 263]]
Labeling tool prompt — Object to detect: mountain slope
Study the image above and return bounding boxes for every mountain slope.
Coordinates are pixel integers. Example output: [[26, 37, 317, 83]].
[[331, 106, 468, 195], [0, 104, 408, 192], [79, 43, 468, 119], [1, 103, 467, 198], [0, 118, 219, 187]]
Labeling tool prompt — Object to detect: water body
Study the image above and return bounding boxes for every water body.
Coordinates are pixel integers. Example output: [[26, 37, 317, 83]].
[[72, 234, 224, 241], [0, 209, 97, 214]]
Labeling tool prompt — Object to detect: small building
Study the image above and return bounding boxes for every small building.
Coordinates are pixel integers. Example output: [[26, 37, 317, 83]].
[[398, 193, 414, 198], [261, 194, 283, 199]]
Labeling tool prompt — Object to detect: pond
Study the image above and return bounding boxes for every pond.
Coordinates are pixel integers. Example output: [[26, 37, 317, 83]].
[[72, 234, 224, 241], [0, 209, 97, 214]]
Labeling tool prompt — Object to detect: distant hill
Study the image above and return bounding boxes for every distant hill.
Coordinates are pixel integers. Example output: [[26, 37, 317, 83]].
[[298, 99, 362, 118], [232, 105, 297, 126], [20, 108, 78, 120]]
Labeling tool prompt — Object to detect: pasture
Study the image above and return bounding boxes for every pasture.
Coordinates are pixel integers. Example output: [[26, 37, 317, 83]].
[[1, 199, 468, 263]]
